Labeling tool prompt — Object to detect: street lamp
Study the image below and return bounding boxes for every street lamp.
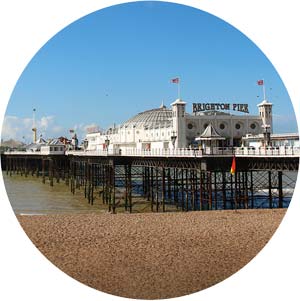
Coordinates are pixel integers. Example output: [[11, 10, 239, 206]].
[[171, 131, 177, 149], [105, 136, 110, 150], [83, 139, 88, 151]]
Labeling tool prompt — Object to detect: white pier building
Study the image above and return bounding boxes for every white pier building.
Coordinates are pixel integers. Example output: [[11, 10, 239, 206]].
[[85, 98, 273, 152]]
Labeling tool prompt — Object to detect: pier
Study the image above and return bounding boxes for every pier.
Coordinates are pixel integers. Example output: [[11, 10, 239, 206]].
[[2, 146, 299, 213]]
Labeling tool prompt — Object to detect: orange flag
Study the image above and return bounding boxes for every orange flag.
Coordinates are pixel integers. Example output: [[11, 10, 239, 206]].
[[230, 156, 236, 175]]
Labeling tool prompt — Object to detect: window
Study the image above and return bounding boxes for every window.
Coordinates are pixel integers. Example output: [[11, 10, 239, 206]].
[[235, 123, 241, 130], [187, 123, 193, 129], [219, 123, 225, 130], [250, 123, 256, 129]]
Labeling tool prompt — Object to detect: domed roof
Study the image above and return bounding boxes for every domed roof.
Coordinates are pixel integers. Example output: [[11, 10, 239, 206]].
[[122, 106, 173, 129]]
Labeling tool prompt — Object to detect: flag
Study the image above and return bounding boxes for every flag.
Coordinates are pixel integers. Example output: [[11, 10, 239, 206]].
[[257, 79, 264, 85], [230, 156, 236, 175], [171, 77, 179, 84]]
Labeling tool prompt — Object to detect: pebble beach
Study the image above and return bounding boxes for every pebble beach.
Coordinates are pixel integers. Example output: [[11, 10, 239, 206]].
[[18, 209, 286, 299]]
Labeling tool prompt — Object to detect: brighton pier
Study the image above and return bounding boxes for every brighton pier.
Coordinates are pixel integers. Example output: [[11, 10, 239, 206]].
[[2, 145, 299, 213], [1, 97, 299, 213]]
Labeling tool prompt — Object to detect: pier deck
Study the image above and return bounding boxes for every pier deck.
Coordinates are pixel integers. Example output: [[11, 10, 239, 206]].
[[2, 146, 299, 213]]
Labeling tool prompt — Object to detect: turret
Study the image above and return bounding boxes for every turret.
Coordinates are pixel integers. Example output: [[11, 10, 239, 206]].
[[257, 99, 273, 133], [171, 98, 187, 148], [32, 108, 37, 143]]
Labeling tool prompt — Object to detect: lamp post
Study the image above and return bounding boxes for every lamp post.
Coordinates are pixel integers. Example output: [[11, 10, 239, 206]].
[[171, 131, 177, 149], [105, 136, 110, 152], [83, 139, 88, 151]]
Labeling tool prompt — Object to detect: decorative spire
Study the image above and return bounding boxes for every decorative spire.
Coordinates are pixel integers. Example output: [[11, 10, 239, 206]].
[[32, 108, 37, 143], [160, 100, 166, 109]]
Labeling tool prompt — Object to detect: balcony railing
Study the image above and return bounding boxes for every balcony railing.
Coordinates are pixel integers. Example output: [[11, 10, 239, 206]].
[[65, 146, 300, 158], [4, 146, 300, 157]]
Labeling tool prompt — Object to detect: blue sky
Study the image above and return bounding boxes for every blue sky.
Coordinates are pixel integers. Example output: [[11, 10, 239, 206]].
[[2, 1, 298, 142]]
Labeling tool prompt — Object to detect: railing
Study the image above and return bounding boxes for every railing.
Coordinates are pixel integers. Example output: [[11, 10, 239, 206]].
[[4, 146, 300, 157], [3, 150, 65, 155], [66, 149, 202, 157], [66, 146, 300, 158], [3, 151, 39, 155], [234, 146, 300, 156]]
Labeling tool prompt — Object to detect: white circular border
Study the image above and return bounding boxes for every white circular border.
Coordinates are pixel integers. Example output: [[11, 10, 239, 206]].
[[0, 1, 299, 301]]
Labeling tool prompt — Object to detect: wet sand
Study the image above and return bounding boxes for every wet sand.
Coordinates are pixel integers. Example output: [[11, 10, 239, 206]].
[[18, 209, 286, 299]]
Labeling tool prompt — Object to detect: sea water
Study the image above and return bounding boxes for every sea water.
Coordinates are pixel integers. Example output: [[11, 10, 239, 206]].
[[2, 173, 104, 215]]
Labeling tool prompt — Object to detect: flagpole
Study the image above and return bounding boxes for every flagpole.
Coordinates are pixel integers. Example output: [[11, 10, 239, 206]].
[[263, 79, 266, 100], [178, 78, 180, 99]]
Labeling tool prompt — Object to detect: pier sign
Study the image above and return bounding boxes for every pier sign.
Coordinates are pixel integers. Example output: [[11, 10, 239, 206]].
[[193, 103, 249, 113]]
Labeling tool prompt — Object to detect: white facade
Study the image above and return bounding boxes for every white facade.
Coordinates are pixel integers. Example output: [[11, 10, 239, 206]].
[[86, 98, 273, 151], [243, 133, 299, 148], [40, 139, 65, 155]]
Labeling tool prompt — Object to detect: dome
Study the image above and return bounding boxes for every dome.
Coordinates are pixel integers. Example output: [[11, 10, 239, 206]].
[[122, 106, 173, 129]]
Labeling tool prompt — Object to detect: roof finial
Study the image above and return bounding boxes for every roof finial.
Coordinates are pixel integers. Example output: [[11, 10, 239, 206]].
[[160, 100, 166, 109]]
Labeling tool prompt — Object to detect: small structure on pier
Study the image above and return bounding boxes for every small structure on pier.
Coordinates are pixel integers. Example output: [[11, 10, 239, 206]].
[[26, 136, 47, 152], [195, 123, 225, 150], [40, 138, 65, 155], [242, 132, 300, 148]]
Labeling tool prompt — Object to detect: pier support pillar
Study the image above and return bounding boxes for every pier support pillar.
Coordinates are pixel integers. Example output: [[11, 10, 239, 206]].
[[155, 167, 159, 212], [181, 169, 184, 211], [268, 171, 273, 209], [49, 159, 53, 187], [222, 172, 227, 209], [42, 159, 46, 184], [111, 164, 116, 214], [208, 171, 212, 210], [250, 171, 254, 208], [278, 171, 283, 208], [162, 167, 166, 212], [150, 167, 154, 212]]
